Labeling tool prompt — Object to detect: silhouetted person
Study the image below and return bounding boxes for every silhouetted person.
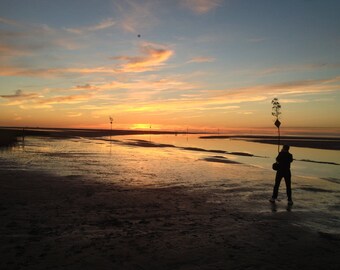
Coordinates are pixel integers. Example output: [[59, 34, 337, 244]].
[[270, 145, 293, 205]]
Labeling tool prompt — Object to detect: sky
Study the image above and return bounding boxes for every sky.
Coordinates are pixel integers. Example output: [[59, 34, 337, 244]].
[[0, 0, 340, 132]]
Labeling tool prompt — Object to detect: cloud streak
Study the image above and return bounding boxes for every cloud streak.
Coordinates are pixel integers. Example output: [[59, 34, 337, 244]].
[[65, 18, 115, 34], [114, 76, 340, 113], [1, 87, 93, 109], [0, 89, 39, 99], [181, 0, 222, 14], [241, 63, 340, 77], [2, 76, 338, 114], [0, 66, 120, 77], [187, 56, 216, 63], [112, 43, 173, 72]]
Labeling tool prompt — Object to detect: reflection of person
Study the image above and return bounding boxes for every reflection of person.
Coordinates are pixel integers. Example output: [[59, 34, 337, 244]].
[[270, 145, 293, 205]]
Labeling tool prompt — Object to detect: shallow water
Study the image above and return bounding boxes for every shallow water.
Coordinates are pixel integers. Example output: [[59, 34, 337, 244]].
[[114, 134, 340, 180], [1, 134, 339, 234]]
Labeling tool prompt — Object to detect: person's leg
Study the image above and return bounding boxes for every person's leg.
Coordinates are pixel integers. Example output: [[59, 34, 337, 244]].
[[283, 171, 292, 201], [272, 172, 282, 199]]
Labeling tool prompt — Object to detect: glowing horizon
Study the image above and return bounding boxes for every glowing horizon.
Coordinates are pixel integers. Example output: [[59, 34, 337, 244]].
[[1, 1, 340, 133]]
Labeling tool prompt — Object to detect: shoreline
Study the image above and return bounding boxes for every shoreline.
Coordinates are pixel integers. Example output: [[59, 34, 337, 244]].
[[1, 127, 340, 150], [1, 164, 339, 269], [0, 127, 181, 140]]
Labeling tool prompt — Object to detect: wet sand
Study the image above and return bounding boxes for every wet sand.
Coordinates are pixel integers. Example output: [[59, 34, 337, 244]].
[[1, 166, 339, 269]]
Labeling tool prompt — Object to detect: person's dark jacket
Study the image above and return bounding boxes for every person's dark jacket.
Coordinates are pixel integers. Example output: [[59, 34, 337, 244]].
[[276, 151, 293, 171]]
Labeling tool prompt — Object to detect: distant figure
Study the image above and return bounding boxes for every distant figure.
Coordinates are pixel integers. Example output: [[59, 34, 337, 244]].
[[270, 145, 293, 205]]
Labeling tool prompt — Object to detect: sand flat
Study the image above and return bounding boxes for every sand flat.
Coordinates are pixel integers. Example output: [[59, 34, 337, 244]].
[[1, 164, 340, 269]]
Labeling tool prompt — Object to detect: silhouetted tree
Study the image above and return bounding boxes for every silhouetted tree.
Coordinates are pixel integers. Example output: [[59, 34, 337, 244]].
[[271, 98, 281, 153]]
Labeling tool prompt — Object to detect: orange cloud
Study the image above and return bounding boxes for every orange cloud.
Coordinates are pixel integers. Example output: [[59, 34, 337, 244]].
[[112, 43, 173, 72]]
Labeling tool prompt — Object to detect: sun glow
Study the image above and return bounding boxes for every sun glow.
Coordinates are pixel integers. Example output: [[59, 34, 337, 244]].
[[130, 123, 153, 130]]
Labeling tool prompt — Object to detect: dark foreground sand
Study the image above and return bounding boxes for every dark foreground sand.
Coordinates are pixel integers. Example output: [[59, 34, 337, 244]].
[[1, 167, 339, 270]]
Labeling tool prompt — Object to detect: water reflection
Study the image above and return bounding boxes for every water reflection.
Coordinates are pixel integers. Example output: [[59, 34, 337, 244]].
[[113, 134, 340, 180]]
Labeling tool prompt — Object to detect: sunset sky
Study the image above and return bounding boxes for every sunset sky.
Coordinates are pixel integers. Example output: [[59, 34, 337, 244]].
[[1, 0, 340, 132]]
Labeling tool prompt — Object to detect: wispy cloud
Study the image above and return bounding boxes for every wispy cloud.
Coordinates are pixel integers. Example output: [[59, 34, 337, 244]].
[[37, 94, 93, 105], [238, 111, 253, 115], [65, 18, 115, 34], [112, 42, 174, 72], [247, 63, 340, 77], [0, 17, 21, 27], [0, 89, 39, 99], [208, 77, 340, 105], [1, 41, 173, 77], [0, 44, 30, 57], [114, 0, 158, 33], [92, 76, 196, 92], [2, 73, 338, 113], [187, 56, 216, 63], [0, 66, 119, 77], [67, 112, 83, 117], [75, 84, 95, 90], [1, 87, 93, 110], [279, 99, 309, 104], [180, 0, 222, 14], [118, 76, 340, 113], [0, 16, 84, 62]]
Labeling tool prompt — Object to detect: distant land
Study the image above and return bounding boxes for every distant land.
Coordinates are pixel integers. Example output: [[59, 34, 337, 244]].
[[200, 135, 340, 151]]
